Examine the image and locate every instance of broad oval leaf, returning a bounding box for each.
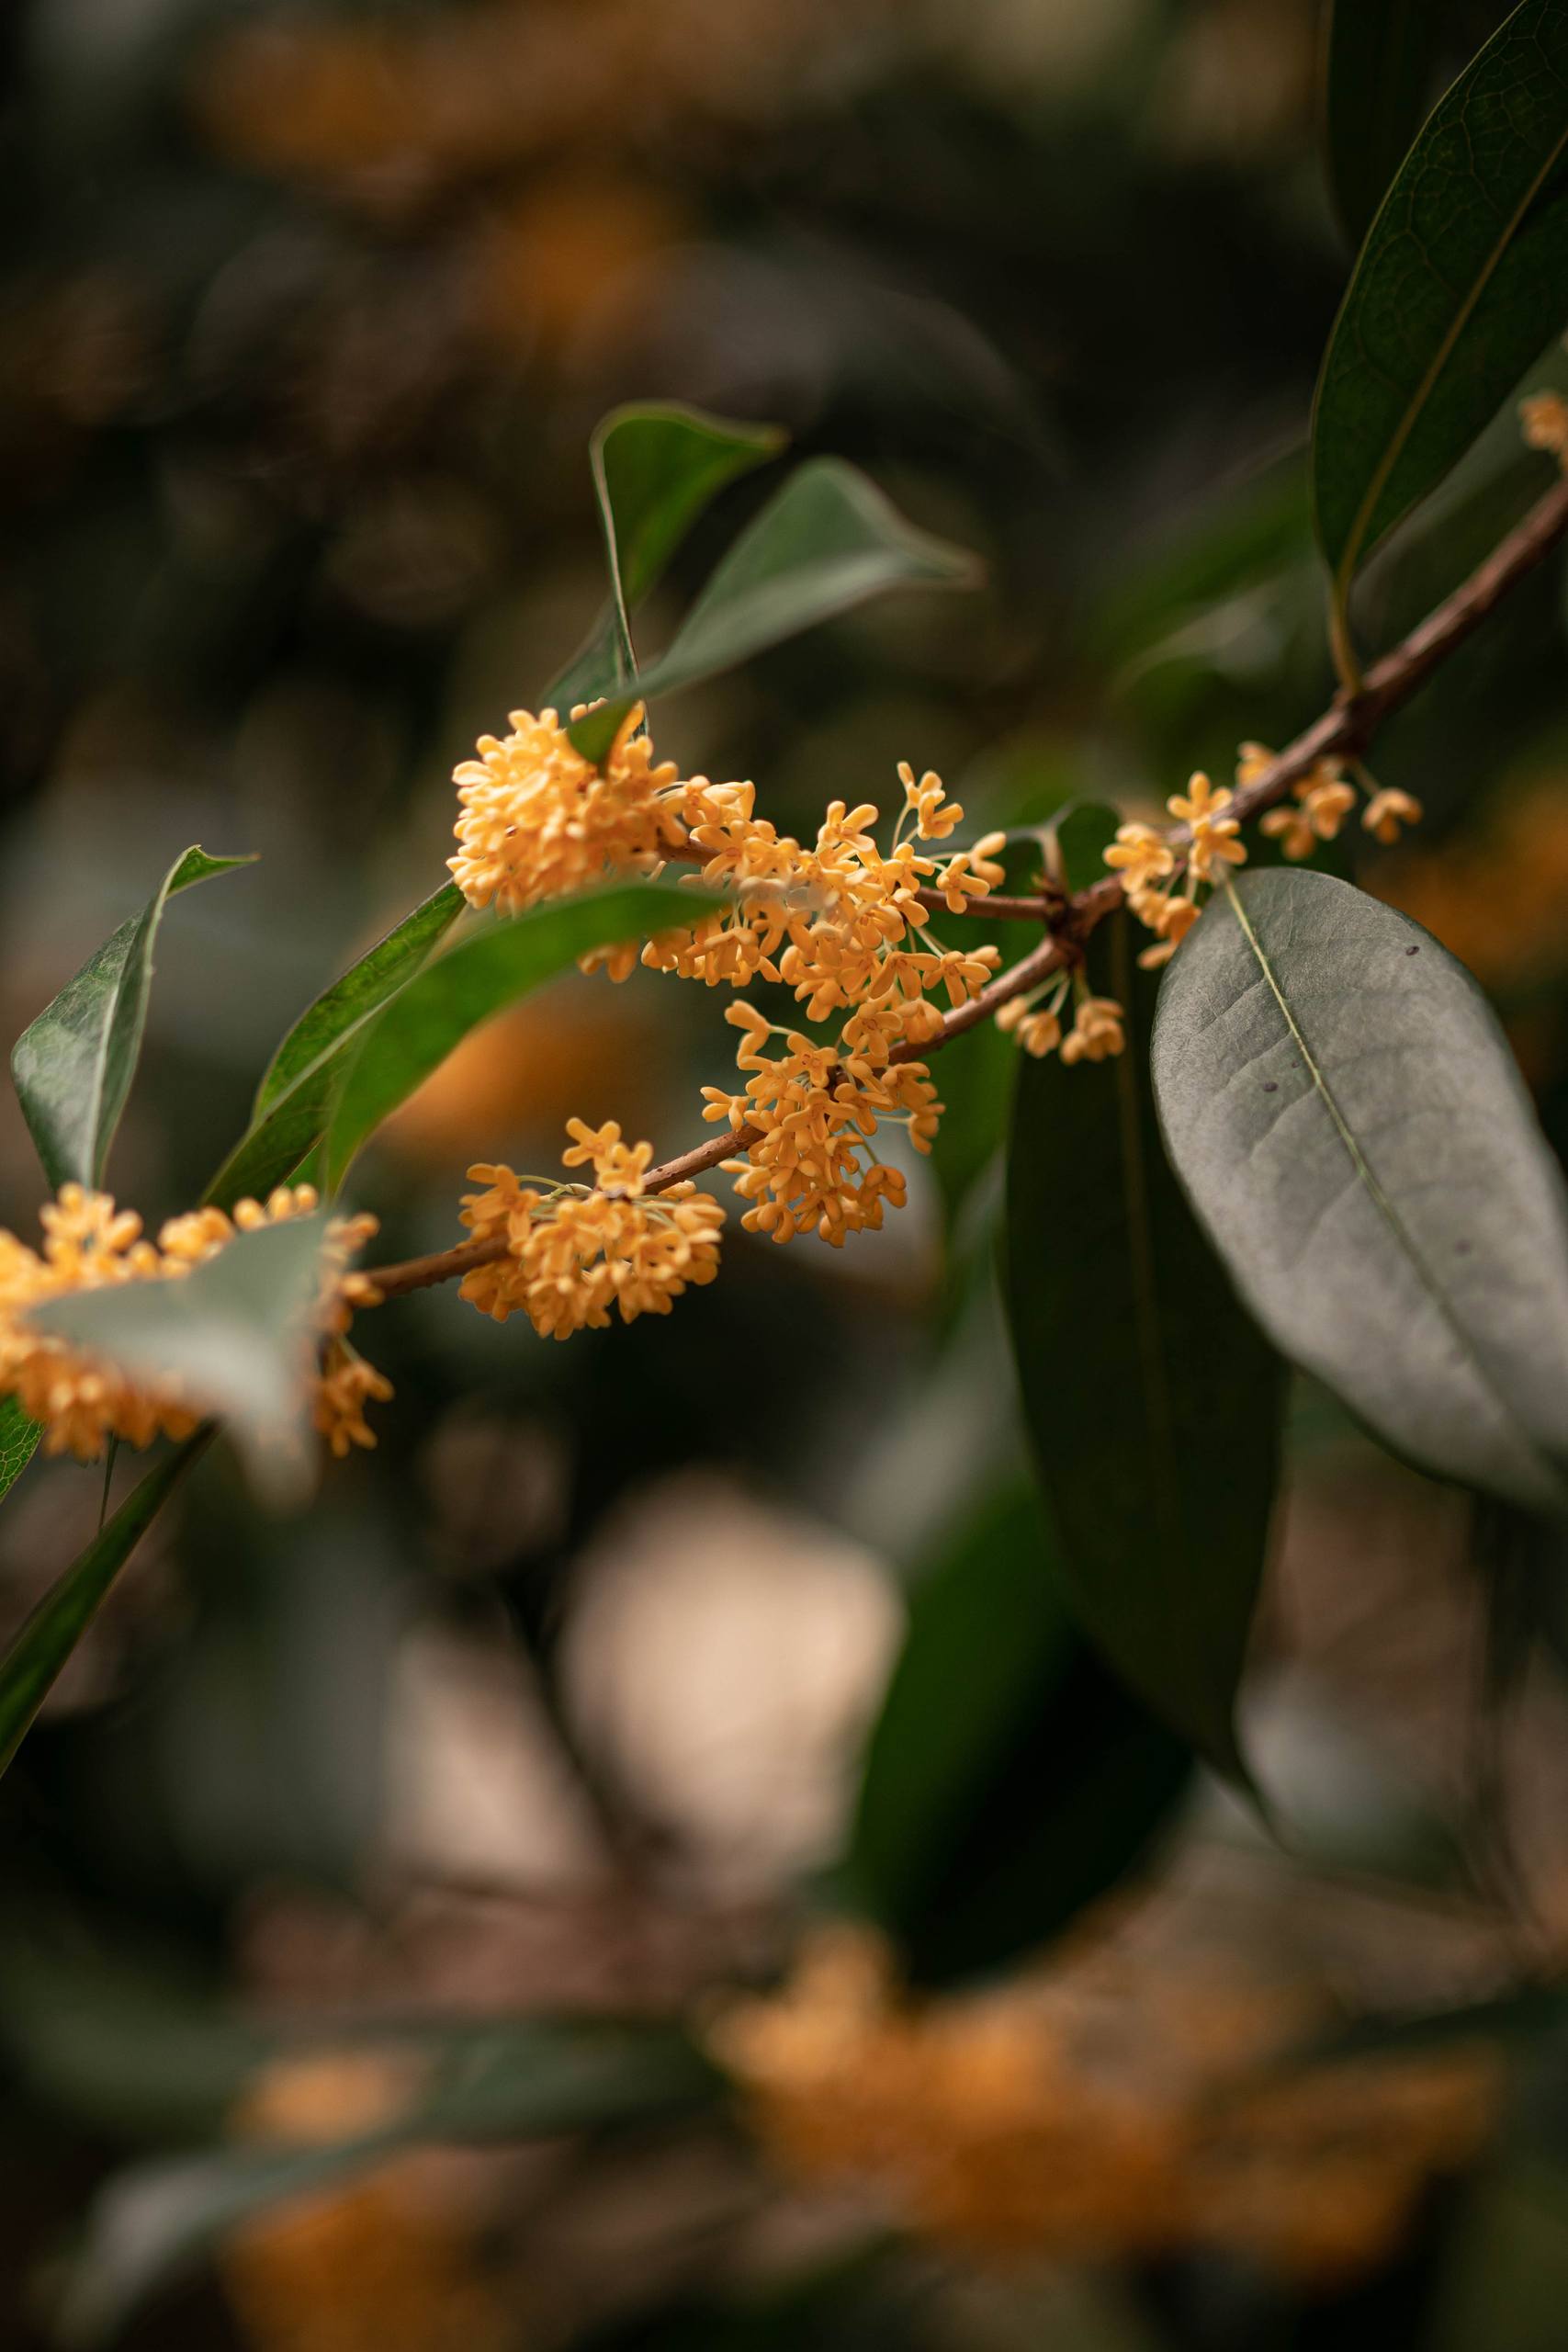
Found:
[1004,906,1284,1779]
[849,1487,1190,1987]
[205,881,464,1210]
[0,1396,39,1512]
[0,1430,212,1780]
[1313,0,1568,608]
[26,1216,333,1500]
[1152,869,1568,1515]
[547,402,785,711]
[322,878,715,1190]
[568,460,981,763]
[12,846,253,1193]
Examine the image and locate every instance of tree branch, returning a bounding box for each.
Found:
[361,471,1568,1304]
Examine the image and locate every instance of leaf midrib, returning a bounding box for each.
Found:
[1225,881,1560,1497]
[1333,60,1568,590]
[82,914,144,1188]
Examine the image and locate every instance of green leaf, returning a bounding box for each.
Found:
[1151,869,1568,1516]
[1004,903,1284,1778]
[323,878,715,1190]
[1313,0,1568,618]
[547,402,785,710]
[849,1487,1190,1987]
[59,2019,716,2346]
[0,1396,40,1510]
[12,847,253,1193]
[25,1217,332,1499]
[0,1430,212,1780]
[567,460,981,763]
[205,881,464,1210]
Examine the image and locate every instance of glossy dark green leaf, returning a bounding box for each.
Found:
[1005,907,1283,1778]
[1313,0,1568,614]
[849,1487,1191,1986]
[0,1430,212,1779]
[27,1218,331,1498]
[205,881,464,1210]
[567,460,981,763]
[323,879,713,1189]
[59,2018,716,2345]
[1152,869,1568,1515]
[12,846,253,1193]
[0,1396,40,1510]
[547,402,785,710]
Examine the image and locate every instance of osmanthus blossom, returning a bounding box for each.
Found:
[0,1182,388,1463]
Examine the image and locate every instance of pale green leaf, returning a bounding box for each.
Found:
[206,882,464,1210]
[323,879,714,1191]
[12,847,253,1192]
[1152,869,1568,1515]
[0,1430,212,1780]
[567,460,980,763]
[0,1396,40,1510]
[547,401,784,709]
[26,1218,332,1499]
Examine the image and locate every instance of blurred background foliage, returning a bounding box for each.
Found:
[5,0,1568,2346]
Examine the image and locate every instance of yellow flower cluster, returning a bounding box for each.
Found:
[448,717,1021,1280]
[682,769,1009,1241]
[1107,747,1423,969]
[1520,389,1568,465]
[457,1119,724,1338]
[449,704,690,916]
[702,1003,931,1246]
[1103,768,1246,974]
[711,1928,1498,2286]
[639,768,1005,1007]
[994,983,1127,1064]
[1248,743,1357,862]
[0,1183,389,1464]
[1242,744,1422,861]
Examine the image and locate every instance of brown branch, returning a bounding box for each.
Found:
[362,471,1568,1305]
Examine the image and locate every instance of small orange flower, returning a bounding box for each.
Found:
[1168,772,1247,884]
[1361,786,1424,846]
[1520,390,1568,461]
[1061,994,1125,1067]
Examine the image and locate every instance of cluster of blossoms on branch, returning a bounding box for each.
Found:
[0,1183,387,1464]
[0,686,1441,1455]
[457,1118,725,1340]
[442,692,1438,1329]
[1095,752,1421,977]
[448,706,1028,1272]
[0,390,1549,1464]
